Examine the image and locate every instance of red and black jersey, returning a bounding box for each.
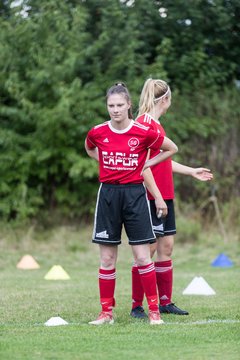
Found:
[136,113,174,200]
[86,120,164,184]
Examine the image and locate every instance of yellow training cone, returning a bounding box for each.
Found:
[17,254,40,270]
[44,265,70,280]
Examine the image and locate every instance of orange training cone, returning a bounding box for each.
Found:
[17,254,40,270]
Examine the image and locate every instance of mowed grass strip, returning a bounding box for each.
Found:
[0,224,239,360]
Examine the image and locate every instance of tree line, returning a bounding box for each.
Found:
[0,0,239,221]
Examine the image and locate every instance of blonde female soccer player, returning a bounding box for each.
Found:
[130,78,213,319]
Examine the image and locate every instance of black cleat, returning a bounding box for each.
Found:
[159,303,189,315]
[130,306,148,319]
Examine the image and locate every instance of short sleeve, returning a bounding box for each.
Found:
[146,128,164,151]
[85,128,97,149]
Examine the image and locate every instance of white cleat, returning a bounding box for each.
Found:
[149,311,165,325]
[89,312,114,325]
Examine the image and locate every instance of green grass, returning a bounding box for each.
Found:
[0,223,239,360]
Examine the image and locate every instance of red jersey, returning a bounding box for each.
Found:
[86,120,164,184]
[136,113,174,200]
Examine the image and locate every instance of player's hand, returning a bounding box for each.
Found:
[155,197,168,218]
[191,168,213,181]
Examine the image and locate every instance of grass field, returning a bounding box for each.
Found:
[0,223,239,360]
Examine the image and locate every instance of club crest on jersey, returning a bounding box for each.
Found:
[128,137,139,151]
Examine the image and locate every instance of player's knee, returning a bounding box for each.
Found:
[135,255,151,267]
[157,243,173,257]
[100,254,116,269]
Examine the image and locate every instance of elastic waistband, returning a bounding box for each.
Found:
[102,182,143,188]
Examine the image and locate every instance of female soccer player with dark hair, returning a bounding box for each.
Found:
[85,82,178,325]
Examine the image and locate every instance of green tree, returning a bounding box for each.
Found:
[0,0,98,219]
[0,0,239,221]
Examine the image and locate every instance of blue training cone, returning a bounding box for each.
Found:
[211,253,233,267]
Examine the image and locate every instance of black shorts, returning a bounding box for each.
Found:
[92,183,155,246]
[149,199,176,237]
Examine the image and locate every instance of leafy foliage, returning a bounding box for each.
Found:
[0,0,239,220]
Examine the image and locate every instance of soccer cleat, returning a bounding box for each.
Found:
[149,310,164,325]
[89,311,114,325]
[130,306,148,319]
[159,303,189,315]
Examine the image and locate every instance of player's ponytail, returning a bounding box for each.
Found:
[138,79,170,116]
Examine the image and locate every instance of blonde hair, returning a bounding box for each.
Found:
[138,78,170,116]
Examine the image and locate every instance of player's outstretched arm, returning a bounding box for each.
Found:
[172,161,213,181]
[190,168,213,181]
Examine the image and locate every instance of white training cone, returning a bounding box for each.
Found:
[182,276,216,295]
[44,265,70,280]
[17,254,40,270]
[44,316,68,326]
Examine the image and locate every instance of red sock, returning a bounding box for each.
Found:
[138,262,158,312]
[155,260,173,306]
[99,268,116,312]
[131,263,144,309]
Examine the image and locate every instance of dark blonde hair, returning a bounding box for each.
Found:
[106,82,133,119]
[138,78,170,116]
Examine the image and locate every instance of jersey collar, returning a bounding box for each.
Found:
[108,119,134,134]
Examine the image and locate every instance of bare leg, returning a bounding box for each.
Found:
[131,244,151,266]
[156,235,174,261]
[99,244,118,269]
